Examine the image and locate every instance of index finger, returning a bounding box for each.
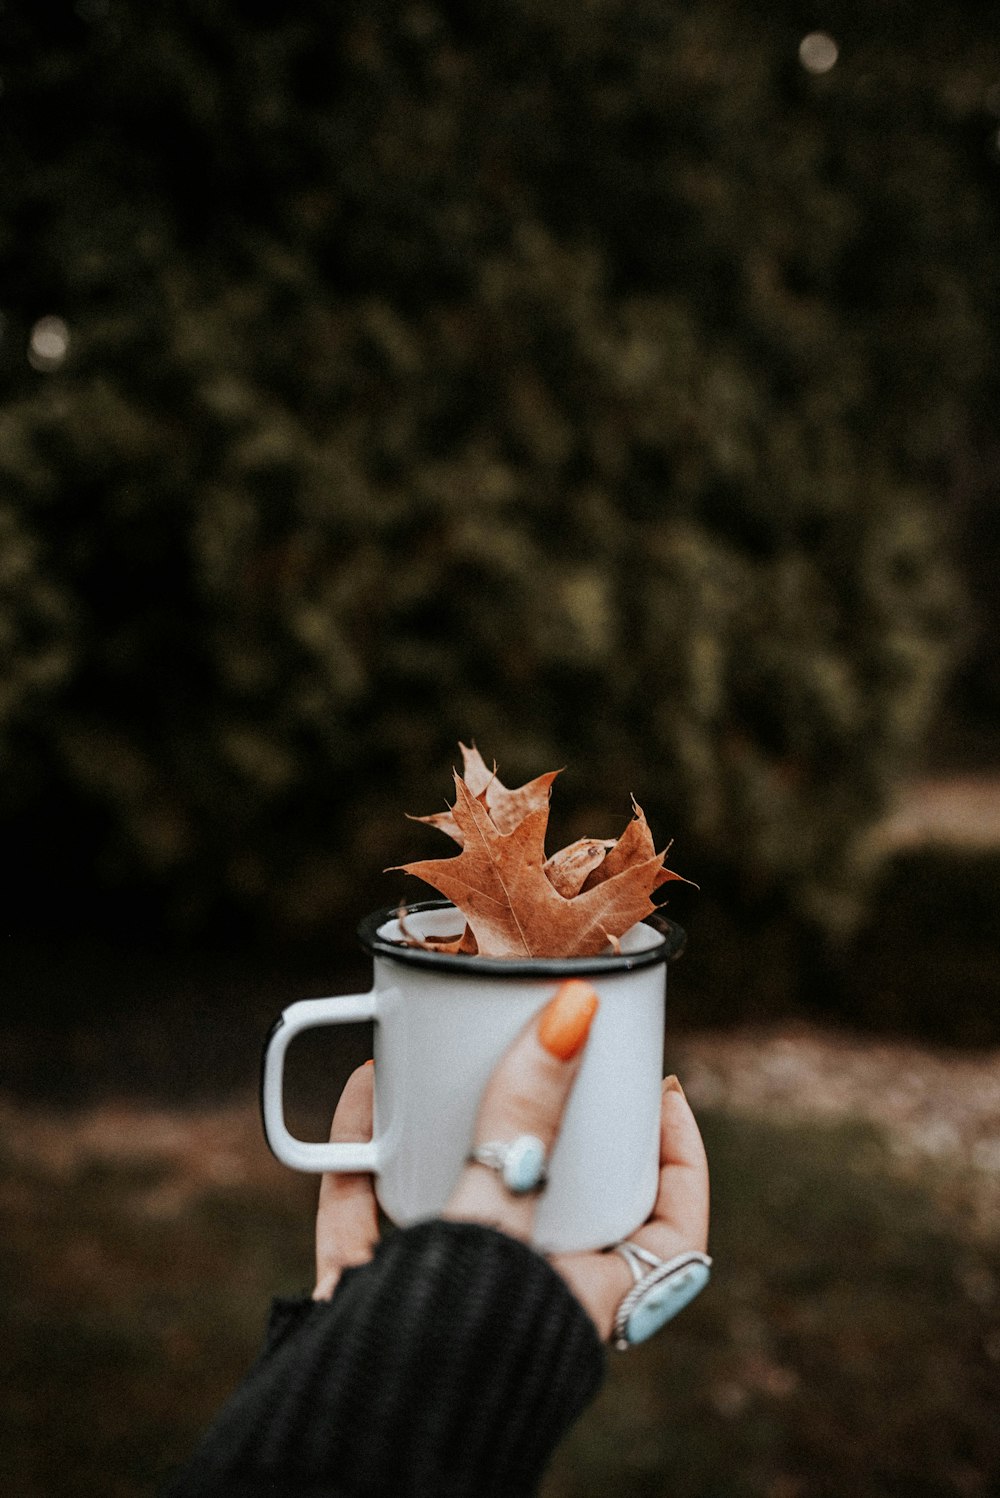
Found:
[443,979,599,1243]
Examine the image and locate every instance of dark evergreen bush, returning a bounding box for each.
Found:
[1,0,996,943]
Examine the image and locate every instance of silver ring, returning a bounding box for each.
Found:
[611,1241,712,1351]
[468,1134,548,1195]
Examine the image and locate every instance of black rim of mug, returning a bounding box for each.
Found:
[357,900,687,978]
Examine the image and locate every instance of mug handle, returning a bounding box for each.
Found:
[260,992,382,1172]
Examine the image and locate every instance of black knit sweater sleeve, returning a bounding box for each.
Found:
[162,1219,605,1498]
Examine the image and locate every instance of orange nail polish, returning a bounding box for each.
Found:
[538,980,599,1060]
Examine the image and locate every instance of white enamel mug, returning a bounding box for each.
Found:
[261,901,686,1254]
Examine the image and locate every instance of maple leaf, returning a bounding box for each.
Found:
[392,772,673,958]
[409,742,558,843]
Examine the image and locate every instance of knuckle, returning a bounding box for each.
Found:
[491,1061,568,1146]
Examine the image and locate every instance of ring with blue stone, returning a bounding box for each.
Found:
[469,1134,549,1195]
[611,1242,712,1351]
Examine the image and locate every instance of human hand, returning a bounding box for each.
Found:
[312,981,710,1345]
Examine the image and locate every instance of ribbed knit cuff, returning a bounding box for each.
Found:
[164,1219,605,1498]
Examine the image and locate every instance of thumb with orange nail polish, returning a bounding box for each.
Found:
[537,979,599,1060]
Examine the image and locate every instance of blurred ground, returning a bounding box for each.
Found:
[679,1029,1000,1242]
[3,1032,998,1498]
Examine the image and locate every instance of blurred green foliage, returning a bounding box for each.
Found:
[1,0,996,946]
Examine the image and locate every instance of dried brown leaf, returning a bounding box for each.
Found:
[409,742,559,844]
[583,799,691,894]
[393,775,669,957]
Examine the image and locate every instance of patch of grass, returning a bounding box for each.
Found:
[0,1152,316,1497]
[3,1111,998,1497]
[543,1113,1000,1498]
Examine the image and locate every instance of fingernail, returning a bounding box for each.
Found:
[663,1073,684,1096]
[538,980,599,1060]
[364,1058,374,1067]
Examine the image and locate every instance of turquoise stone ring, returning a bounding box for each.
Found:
[611,1243,712,1351]
[469,1134,549,1194]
